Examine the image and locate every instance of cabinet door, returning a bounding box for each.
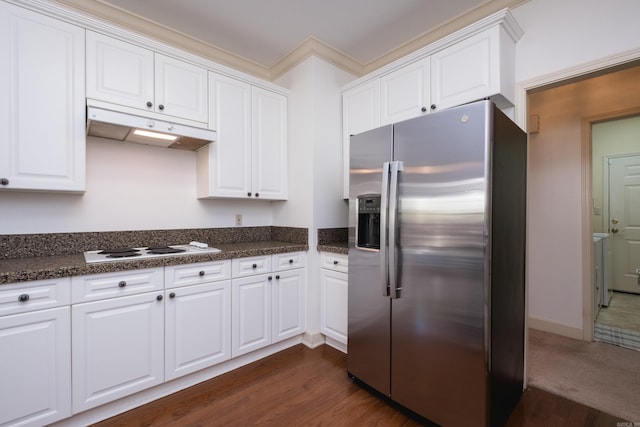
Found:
[342,80,380,198]
[0,307,71,427]
[320,269,348,345]
[251,87,288,200]
[381,57,431,125]
[72,292,164,412]
[272,269,305,343]
[86,31,154,112]
[430,26,504,111]
[155,53,208,123]
[165,281,231,380]
[232,274,271,357]
[0,3,85,192]
[198,73,252,198]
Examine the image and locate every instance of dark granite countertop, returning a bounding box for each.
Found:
[317,242,348,255]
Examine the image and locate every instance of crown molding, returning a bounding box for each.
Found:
[47,0,527,82]
[269,36,362,80]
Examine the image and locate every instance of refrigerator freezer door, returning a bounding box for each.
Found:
[348,125,393,396]
[391,101,491,426]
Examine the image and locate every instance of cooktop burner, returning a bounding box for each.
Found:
[84,242,220,264]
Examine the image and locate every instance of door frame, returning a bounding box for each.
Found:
[514,47,640,341]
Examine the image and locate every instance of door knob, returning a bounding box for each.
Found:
[611,228,619,234]
[612,218,619,224]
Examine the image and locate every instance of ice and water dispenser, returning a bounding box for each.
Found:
[356,195,381,250]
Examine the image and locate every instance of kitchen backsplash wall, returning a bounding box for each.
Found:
[0,226,307,259]
[0,137,275,234]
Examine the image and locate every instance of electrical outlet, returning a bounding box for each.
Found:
[235,214,242,226]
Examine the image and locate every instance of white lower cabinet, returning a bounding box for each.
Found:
[71,291,165,413]
[232,253,305,357]
[164,260,232,381]
[320,252,348,350]
[0,278,71,427]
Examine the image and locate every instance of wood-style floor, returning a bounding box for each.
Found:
[92,344,623,427]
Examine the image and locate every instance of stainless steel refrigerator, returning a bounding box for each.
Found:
[347,100,526,427]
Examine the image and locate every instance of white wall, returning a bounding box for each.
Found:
[0,136,273,234]
[512,0,640,83]
[512,0,640,337]
[274,56,354,338]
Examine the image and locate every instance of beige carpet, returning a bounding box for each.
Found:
[527,328,640,422]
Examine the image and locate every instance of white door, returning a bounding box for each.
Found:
[155,53,208,123]
[0,307,71,427]
[86,31,154,111]
[165,281,231,380]
[380,57,431,125]
[72,292,164,412]
[231,274,271,357]
[320,269,348,344]
[272,269,305,343]
[251,86,288,200]
[609,154,640,294]
[0,3,85,192]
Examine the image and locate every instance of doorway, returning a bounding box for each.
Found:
[525,62,640,347]
[592,117,640,350]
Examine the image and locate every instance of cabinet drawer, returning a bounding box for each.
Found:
[232,255,272,278]
[165,260,231,288]
[71,268,164,303]
[320,252,348,273]
[272,252,305,271]
[0,278,71,316]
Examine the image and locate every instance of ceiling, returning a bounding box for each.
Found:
[61,0,526,79]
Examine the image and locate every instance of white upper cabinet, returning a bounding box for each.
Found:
[430,25,516,111]
[0,2,85,192]
[86,31,208,124]
[380,57,431,125]
[198,73,287,200]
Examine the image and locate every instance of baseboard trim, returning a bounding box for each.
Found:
[324,336,347,354]
[528,316,584,340]
[302,331,325,349]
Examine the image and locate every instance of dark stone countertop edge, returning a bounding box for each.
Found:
[0,241,309,285]
[317,243,348,255]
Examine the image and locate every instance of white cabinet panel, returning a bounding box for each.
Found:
[320,269,348,346]
[0,3,85,192]
[86,31,208,124]
[430,26,515,111]
[72,292,164,413]
[381,57,431,125]
[319,252,348,274]
[231,274,271,357]
[165,260,231,288]
[199,74,287,200]
[232,255,272,278]
[272,269,305,343]
[71,268,164,303]
[165,280,231,380]
[0,277,70,317]
[0,307,71,427]
[86,30,154,111]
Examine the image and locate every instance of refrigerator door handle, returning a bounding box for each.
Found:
[380,161,390,296]
[389,160,403,299]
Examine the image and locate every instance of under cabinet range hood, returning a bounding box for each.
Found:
[86,106,216,151]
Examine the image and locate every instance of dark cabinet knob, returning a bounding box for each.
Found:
[255,193,259,197]
[247,192,252,197]
[156,295,163,301]
[333,260,338,265]
[430,104,436,110]
[158,104,164,110]
[289,259,293,264]
[0,178,8,186]
[146,101,152,108]
[252,263,257,269]
[421,106,427,112]
[275,275,280,280]
[169,292,176,298]
[268,276,272,281]
[199,271,205,276]
[118,281,127,288]
[18,294,30,303]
